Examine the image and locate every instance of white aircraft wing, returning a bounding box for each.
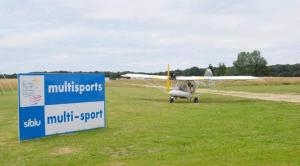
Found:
[122,73,257,81]
[176,76,257,81]
[122,73,167,80]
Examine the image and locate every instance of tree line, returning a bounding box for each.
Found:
[152,50,300,77]
[1,50,300,79]
[162,63,300,77]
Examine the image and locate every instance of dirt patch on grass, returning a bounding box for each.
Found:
[51,147,78,155]
[216,77,300,87]
[199,89,300,104]
[126,82,300,103]
[103,147,130,158]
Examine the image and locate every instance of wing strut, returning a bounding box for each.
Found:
[142,79,168,94]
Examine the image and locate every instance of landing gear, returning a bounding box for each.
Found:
[193,97,199,103]
[169,96,199,103]
[169,97,175,103]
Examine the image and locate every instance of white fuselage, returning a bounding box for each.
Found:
[168,80,197,99]
[169,89,192,98]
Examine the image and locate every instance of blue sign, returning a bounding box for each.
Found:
[18,73,105,141]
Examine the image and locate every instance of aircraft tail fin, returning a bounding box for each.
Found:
[166,64,172,91]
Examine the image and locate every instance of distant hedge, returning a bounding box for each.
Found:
[1,63,299,79]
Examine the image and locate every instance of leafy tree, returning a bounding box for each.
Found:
[217,63,226,76]
[233,50,268,76]
[268,63,300,76]
[183,66,201,76]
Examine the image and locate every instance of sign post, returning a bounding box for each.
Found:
[18,73,105,141]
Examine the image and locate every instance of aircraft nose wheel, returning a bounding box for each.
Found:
[169,97,175,103]
[193,97,199,103]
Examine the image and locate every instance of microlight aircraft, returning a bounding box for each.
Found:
[122,65,257,103]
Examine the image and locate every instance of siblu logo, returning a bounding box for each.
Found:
[24,118,41,128]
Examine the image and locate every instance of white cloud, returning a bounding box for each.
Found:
[0,27,84,47]
[0,0,299,73]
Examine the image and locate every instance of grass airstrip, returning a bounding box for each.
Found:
[218,84,300,94]
[0,79,299,165]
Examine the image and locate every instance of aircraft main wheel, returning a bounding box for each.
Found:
[169,97,175,103]
[193,97,199,103]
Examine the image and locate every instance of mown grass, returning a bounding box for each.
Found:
[216,77,300,87]
[210,77,300,94]
[0,81,299,165]
[217,84,300,94]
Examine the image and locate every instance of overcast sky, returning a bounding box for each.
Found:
[0,0,299,73]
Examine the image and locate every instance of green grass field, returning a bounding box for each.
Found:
[0,81,299,165]
[217,84,300,94]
